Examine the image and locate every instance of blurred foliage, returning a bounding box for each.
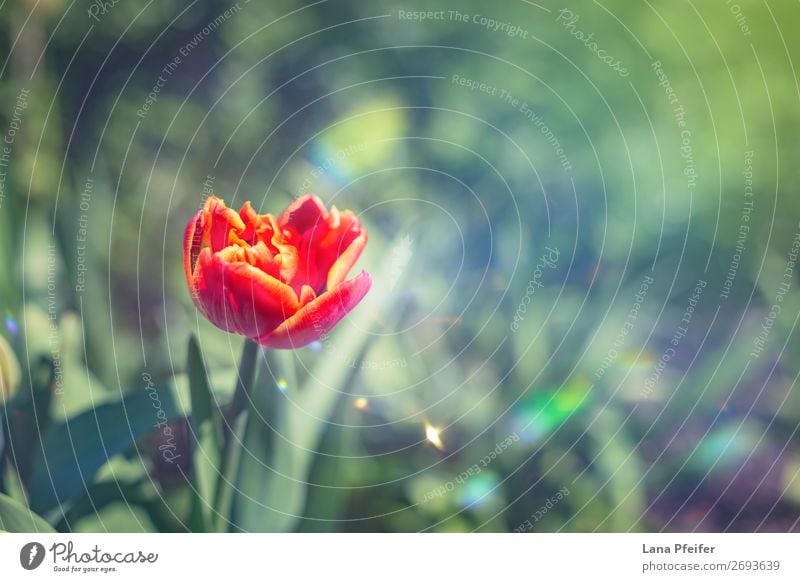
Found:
[1,0,799,532]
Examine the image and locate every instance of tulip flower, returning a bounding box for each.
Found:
[184,195,371,348]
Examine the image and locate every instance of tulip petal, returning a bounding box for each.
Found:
[281,198,367,294]
[194,250,300,340]
[280,195,328,291]
[299,284,317,307]
[265,213,299,284]
[278,194,328,233]
[204,196,245,252]
[183,210,203,292]
[218,242,281,281]
[238,201,266,244]
[257,270,372,349]
[326,230,368,290]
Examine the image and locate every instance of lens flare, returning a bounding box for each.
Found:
[425,423,445,451]
[4,313,18,336]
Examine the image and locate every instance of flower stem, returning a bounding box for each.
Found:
[213,339,259,530]
[228,339,260,431]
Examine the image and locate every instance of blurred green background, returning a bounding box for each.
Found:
[1,0,800,532]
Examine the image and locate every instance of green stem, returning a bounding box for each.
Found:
[227,339,260,434]
[213,339,259,530]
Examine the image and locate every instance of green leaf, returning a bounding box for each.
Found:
[71,502,156,533]
[1,455,29,507]
[28,386,181,514]
[585,406,646,532]
[188,336,217,429]
[53,479,146,531]
[212,410,248,532]
[3,352,56,483]
[0,492,54,532]
[186,335,223,532]
[299,399,358,532]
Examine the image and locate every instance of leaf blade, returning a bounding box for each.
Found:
[0,492,54,533]
[187,335,223,531]
[28,386,181,514]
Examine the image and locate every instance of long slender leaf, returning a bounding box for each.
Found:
[4,355,56,484]
[54,479,146,532]
[28,387,181,513]
[0,492,54,532]
[186,335,223,532]
[213,410,248,532]
[586,407,646,531]
[299,398,358,532]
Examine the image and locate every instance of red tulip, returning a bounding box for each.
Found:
[183,195,371,348]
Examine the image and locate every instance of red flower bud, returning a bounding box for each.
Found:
[183,195,371,348]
